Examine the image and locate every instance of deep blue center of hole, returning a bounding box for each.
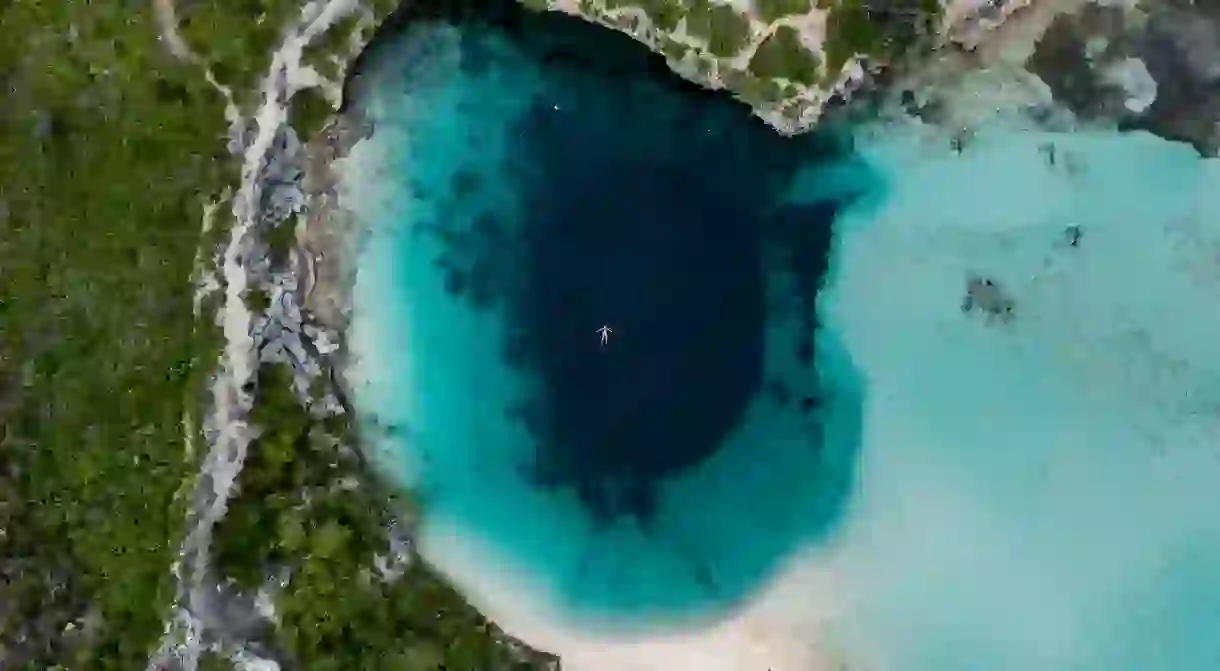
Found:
[344,0,869,621]
[521,156,768,518]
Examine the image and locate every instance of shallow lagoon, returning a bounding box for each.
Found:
[341,1,1220,668]
[813,123,1220,671]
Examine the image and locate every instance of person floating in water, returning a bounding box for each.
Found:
[596,324,612,346]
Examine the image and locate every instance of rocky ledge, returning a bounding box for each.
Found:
[1028,0,1220,157]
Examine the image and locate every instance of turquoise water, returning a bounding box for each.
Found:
[340,0,1220,666]
[342,0,872,628]
[816,123,1220,670]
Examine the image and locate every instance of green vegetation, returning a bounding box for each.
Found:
[821,0,942,76]
[822,0,883,73]
[265,207,301,267]
[684,0,753,58]
[753,0,812,24]
[723,70,784,104]
[638,0,689,32]
[212,364,552,669]
[303,11,363,66]
[659,36,692,61]
[749,24,821,86]
[245,288,274,313]
[0,0,231,666]
[178,0,305,106]
[520,0,552,12]
[199,650,239,671]
[301,48,345,92]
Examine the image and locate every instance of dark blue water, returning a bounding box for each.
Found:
[343,0,875,629]
[509,60,850,523]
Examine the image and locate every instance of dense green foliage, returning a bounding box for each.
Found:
[178,0,306,106]
[722,70,784,104]
[214,364,551,669]
[753,0,811,24]
[199,650,240,671]
[821,0,942,75]
[0,1,231,666]
[639,0,689,33]
[822,0,884,72]
[749,24,821,85]
[684,0,753,58]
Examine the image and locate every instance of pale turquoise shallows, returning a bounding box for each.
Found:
[812,120,1220,670]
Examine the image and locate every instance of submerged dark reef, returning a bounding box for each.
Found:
[342,0,877,624]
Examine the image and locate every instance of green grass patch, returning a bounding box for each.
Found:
[749,24,820,86]
[684,0,752,58]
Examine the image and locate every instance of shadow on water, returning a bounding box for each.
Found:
[343,0,875,628]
